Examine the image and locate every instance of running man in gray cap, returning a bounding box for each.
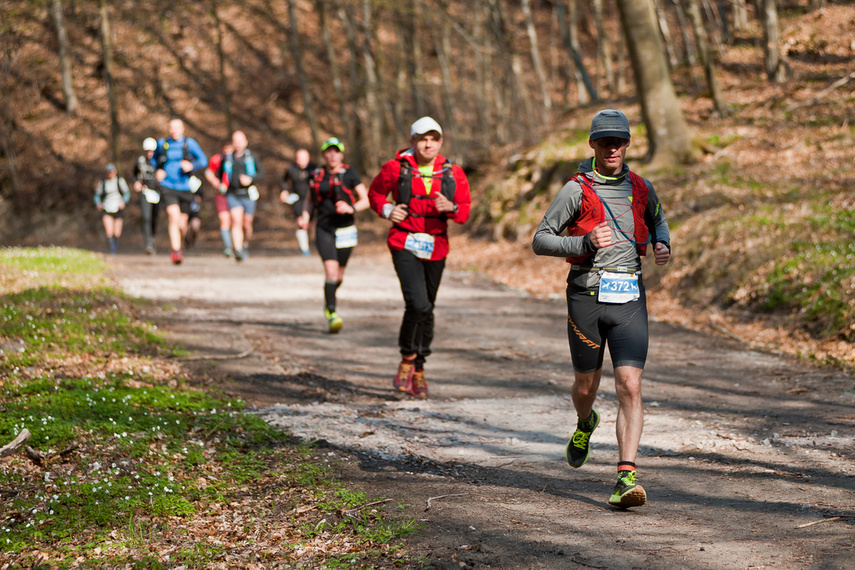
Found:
[532,109,672,508]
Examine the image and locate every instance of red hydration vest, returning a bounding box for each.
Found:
[565,171,650,265]
[310,164,356,206]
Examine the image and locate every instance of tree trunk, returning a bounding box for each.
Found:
[732,0,748,31]
[51,0,78,114]
[99,0,119,166]
[592,0,615,95]
[652,0,678,69]
[429,3,457,136]
[210,0,232,134]
[472,1,491,145]
[687,0,730,116]
[615,18,628,97]
[557,0,597,105]
[671,0,696,67]
[408,0,426,118]
[762,0,787,83]
[285,0,320,148]
[717,0,731,42]
[359,0,384,168]
[616,0,699,165]
[0,36,21,198]
[317,0,351,147]
[701,0,723,54]
[489,0,533,139]
[486,0,514,140]
[521,0,551,120]
[337,3,367,171]
[392,8,408,134]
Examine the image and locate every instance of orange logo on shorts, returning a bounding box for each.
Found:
[568,315,600,349]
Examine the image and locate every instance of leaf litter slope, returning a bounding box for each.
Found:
[114,247,855,569]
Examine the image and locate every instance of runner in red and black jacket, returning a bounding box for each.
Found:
[368,116,471,399]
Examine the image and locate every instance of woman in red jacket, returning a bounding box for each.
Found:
[368,117,471,398]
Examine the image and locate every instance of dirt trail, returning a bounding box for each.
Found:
[113,245,855,569]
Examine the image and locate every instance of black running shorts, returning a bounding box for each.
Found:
[159,187,197,215]
[565,286,649,373]
[101,209,124,219]
[316,225,354,265]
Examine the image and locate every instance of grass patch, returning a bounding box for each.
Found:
[0,248,419,568]
[714,200,855,341]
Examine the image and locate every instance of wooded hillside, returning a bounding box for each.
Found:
[2,0,820,214]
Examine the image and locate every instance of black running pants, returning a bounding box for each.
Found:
[391,248,445,368]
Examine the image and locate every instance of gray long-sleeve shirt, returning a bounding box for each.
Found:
[532,158,670,290]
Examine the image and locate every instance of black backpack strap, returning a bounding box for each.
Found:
[397,159,414,205]
[439,160,455,202]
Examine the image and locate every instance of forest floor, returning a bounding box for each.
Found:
[109,229,855,569]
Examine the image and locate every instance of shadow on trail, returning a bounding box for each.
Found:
[338,436,855,524]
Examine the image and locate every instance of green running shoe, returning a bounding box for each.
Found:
[565,409,600,468]
[608,470,647,508]
[328,311,343,334]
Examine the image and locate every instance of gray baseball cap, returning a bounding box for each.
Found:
[589,109,631,141]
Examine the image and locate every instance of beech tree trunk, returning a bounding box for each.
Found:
[285,0,320,148]
[211,0,232,134]
[762,0,787,83]
[521,0,551,119]
[652,0,678,69]
[359,0,383,167]
[557,0,597,105]
[489,0,533,139]
[592,0,615,95]
[672,0,697,67]
[51,0,78,114]
[687,0,731,116]
[337,3,367,171]
[317,0,351,147]
[410,0,426,118]
[471,2,491,145]
[0,36,21,197]
[732,0,748,30]
[99,0,119,166]
[616,0,699,165]
[429,3,457,136]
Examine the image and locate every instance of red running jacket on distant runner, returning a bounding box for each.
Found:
[369,149,471,261]
[564,170,650,265]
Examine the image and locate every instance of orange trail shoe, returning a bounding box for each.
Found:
[171,250,183,265]
[393,360,415,392]
[408,369,428,399]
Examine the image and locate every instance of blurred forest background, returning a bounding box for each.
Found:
[0,0,853,363]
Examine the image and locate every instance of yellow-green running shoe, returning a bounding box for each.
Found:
[608,470,647,508]
[565,409,600,468]
[327,311,343,334]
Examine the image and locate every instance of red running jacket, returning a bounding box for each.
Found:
[369,149,471,261]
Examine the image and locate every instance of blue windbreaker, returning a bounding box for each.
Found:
[154,136,208,192]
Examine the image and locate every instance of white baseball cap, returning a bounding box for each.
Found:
[410,116,443,138]
[142,137,157,151]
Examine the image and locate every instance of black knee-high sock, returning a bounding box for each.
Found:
[324,280,338,312]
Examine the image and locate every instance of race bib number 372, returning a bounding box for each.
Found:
[597,271,640,304]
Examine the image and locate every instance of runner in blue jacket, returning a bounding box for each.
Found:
[154,118,207,265]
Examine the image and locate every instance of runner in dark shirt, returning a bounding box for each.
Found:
[298,138,369,333]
